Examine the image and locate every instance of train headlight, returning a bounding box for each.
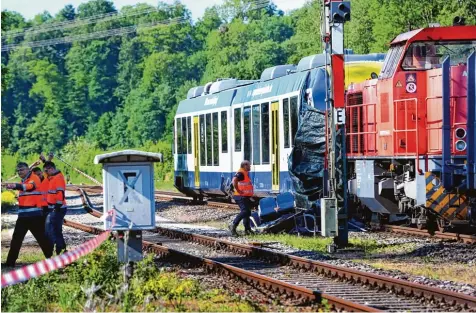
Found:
[455,127,466,139]
[455,140,467,151]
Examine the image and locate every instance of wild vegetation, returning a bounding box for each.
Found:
[2,0,475,184]
[0,241,262,312]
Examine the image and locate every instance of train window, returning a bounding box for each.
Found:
[283,98,290,148]
[261,103,270,164]
[380,44,404,79]
[200,115,205,166]
[177,118,182,154]
[187,116,191,154]
[234,108,241,152]
[174,119,177,154]
[213,112,219,166]
[243,106,251,162]
[221,111,228,153]
[290,96,298,146]
[181,117,187,154]
[252,104,261,165]
[206,113,212,166]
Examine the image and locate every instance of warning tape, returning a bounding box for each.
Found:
[1,210,115,288]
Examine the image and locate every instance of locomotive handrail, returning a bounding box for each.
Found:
[393,98,422,173]
[346,102,377,156]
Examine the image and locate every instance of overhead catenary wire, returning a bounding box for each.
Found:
[1,18,185,52]
[1,0,271,52]
[3,7,162,38]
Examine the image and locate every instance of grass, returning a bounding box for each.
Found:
[156,180,177,192]
[1,247,45,267]
[247,233,379,254]
[0,240,264,312]
[357,259,476,285]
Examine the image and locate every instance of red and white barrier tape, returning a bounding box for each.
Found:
[1,210,115,288]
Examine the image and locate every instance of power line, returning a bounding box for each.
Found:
[1,0,271,52]
[4,7,162,39]
[1,18,186,52]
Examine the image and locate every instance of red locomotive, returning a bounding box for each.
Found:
[345,24,476,232]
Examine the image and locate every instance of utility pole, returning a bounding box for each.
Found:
[322,0,350,248]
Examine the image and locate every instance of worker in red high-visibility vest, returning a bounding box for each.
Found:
[229,160,254,236]
[43,161,68,255]
[3,162,53,267]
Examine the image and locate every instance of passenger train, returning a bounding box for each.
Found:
[173,52,385,203]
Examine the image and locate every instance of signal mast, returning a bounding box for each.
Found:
[321,0,350,248]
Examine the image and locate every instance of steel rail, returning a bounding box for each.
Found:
[153,226,476,310]
[64,219,377,312]
[72,190,476,310]
[380,225,476,244]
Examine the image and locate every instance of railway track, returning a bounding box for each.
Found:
[64,216,476,312]
[379,225,476,245]
[71,186,476,244]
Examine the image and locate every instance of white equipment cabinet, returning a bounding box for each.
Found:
[94,150,163,263]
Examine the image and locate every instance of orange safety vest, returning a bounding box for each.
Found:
[46,170,67,210]
[233,168,254,197]
[14,171,43,217]
[37,177,49,207]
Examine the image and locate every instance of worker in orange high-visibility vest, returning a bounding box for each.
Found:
[32,167,49,212]
[3,162,53,267]
[43,161,68,255]
[229,160,254,236]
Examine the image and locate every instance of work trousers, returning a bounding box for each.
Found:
[6,216,53,266]
[232,196,252,231]
[45,209,67,255]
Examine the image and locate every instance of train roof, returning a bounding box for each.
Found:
[390,25,476,45]
[175,68,324,115]
[175,53,387,116]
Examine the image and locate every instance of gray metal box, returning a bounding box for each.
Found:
[320,198,338,237]
[94,150,163,231]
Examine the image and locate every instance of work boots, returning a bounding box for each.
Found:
[228,224,238,236]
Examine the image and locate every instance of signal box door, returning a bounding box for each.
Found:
[193,116,200,187]
[271,101,280,191]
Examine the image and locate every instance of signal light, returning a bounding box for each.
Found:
[455,127,466,139]
[330,1,351,23]
[455,140,467,152]
[453,16,466,26]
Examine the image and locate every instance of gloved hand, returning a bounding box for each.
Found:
[54,203,63,212]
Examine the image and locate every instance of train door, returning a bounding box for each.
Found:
[193,116,200,187]
[271,101,280,191]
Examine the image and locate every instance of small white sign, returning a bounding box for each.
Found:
[334,108,345,125]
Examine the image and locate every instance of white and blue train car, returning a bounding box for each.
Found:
[174,53,386,201]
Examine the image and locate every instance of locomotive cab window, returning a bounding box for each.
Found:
[283,98,290,148]
[379,44,404,79]
[402,40,476,70]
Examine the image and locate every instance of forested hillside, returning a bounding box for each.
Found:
[1,0,475,183]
